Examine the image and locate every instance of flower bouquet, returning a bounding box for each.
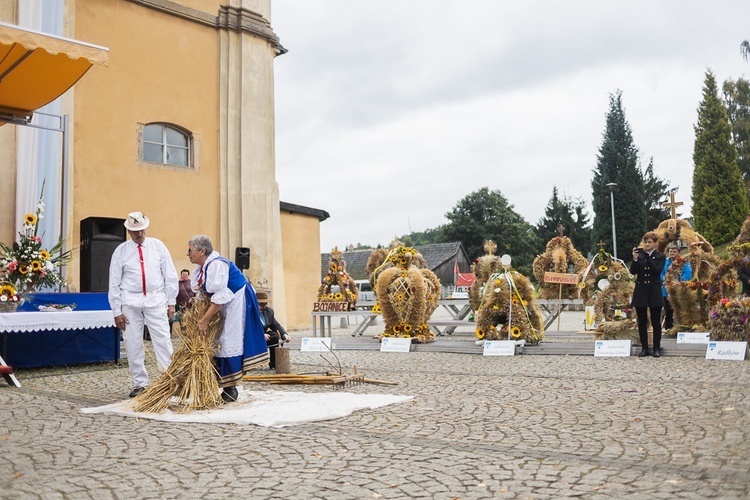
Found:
[0,182,72,293]
[0,283,21,312]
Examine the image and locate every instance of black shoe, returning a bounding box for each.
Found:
[638,349,650,357]
[653,349,661,358]
[221,386,238,403]
[129,387,145,398]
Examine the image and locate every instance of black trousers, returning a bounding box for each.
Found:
[636,306,662,350]
[266,331,281,368]
[663,297,674,330]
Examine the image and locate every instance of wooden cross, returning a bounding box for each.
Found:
[484,240,497,255]
[597,240,606,250]
[556,224,566,237]
[662,192,684,220]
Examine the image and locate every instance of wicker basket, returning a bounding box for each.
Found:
[0,301,19,313]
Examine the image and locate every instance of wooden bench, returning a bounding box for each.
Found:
[427,320,475,336]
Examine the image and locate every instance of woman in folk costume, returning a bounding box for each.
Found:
[187,234,269,402]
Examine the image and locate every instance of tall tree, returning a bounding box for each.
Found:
[440,187,539,276]
[722,77,750,199]
[535,186,591,255]
[692,70,749,244]
[642,157,673,229]
[591,91,647,258]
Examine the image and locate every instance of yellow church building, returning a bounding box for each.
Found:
[0,0,325,329]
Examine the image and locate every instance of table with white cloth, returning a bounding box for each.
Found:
[0,293,119,368]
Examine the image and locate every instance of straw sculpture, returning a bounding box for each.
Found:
[317,247,357,309]
[532,235,587,299]
[474,272,544,344]
[654,218,713,254]
[130,297,224,413]
[374,245,440,343]
[708,297,750,342]
[468,240,504,313]
[581,249,634,322]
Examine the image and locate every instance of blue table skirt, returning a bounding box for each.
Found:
[3,292,119,368]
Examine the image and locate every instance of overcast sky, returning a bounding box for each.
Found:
[271,1,750,254]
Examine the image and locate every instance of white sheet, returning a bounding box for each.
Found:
[80,388,413,428]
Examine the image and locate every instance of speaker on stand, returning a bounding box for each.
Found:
[80,217,126,292]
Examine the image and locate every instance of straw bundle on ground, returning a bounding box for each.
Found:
[130,298,224,413]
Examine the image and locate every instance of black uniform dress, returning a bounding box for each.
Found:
[629,249,666,355]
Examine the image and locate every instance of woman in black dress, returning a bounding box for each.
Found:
[630,231,666,357]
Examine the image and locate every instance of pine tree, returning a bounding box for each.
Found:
[722,77,750,199]
[591,91,647,258]
[692,71,749,244]
[535,186,591,255]
[642,157,673,229]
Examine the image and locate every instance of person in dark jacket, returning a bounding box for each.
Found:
[630,232,667,357]
[256,291,290,370]
[737,259,750,296]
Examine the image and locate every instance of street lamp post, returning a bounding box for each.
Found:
[606,183,617,259]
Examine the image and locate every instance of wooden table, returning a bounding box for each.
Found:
[311,311,378,337]
[535,299,584,330]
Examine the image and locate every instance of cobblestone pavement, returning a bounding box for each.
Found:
[1,319,749,499]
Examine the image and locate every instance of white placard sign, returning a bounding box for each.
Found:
[300,337,333,352]
[380,337,412,352]
[676,332,711,344]
[483,340,517,356]
[705,341,747,361]
[594,339,631,357]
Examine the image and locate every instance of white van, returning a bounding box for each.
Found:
[355,280,376,302]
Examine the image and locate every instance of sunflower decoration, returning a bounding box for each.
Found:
[531,234,587,300]
[580,248,634,321]
[474,265,544,345]
[0,181,73,293]
[316,247,358,310]
[375,244,441,344]
[468,240,504,313]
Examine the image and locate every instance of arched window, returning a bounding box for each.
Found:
[142,123,191,167]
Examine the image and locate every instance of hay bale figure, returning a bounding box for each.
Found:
[375,245,440,343]
[317,247,358,310]
[654,218,713,254]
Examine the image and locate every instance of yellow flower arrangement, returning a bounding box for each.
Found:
[475,327,485,339]
[510,326,521,338]
[0,182,72,292]
[372,303,382,313]
[329,262,338,272]
[396,293,405,301]
[598,265,608,272]
[334,292,344,301]
[403,324,413,333]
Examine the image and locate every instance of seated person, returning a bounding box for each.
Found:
[256,291,290,369]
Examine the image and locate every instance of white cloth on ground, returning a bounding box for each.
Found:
[80,388,414,428]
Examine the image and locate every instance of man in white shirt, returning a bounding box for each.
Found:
[108,212,178,397]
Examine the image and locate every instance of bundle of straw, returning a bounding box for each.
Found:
[131,298,224,413]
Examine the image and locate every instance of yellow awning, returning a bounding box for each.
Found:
[0,21,108,123]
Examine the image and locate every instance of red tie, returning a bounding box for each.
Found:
[137,244,147,295]
[197,268,204,287]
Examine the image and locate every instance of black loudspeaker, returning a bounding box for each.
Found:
[80,217,126,292]
[235,247,250,270]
